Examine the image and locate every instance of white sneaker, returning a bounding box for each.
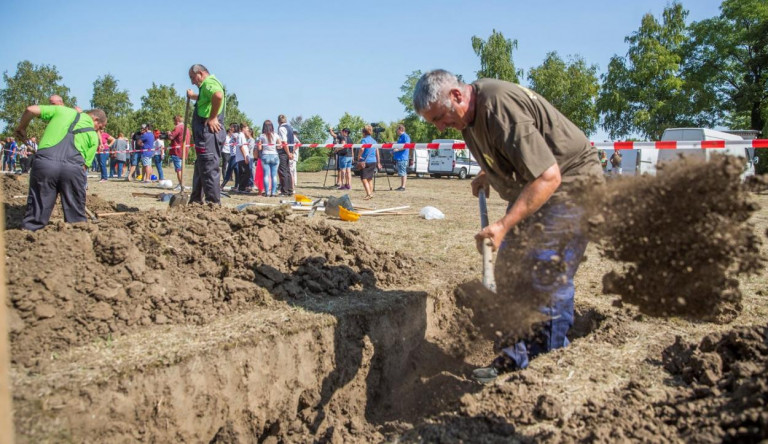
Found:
[173,184,182,191]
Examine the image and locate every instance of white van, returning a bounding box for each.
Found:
[428,139,481,179]
[636,128,756,179]
[406,146,430,176]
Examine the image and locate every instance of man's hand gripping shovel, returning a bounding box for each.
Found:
[457,185,544,341]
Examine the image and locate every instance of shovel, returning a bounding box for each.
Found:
[478,189,496,291]
[169,96,191,208]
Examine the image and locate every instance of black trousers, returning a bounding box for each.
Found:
[190,109,224,204]
[236,160,251,191]
[278,153,293,195]
[22,146,86,231]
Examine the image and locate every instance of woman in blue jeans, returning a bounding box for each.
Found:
[258,120,282,197]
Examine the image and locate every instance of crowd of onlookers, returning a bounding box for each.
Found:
[2,136,38,174]
[5,111,414,201]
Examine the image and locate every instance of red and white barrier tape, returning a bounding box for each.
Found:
[254,140,768,150]
[106,139,768,153]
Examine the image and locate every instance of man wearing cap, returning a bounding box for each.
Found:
[414,69,604,383]
[187,64,226,204]
[14,104,105,230]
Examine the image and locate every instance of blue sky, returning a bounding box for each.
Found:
[0,0,723,141]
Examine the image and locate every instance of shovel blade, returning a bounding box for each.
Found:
[169,193,188,207]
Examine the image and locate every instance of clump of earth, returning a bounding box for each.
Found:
[589,155,764,321]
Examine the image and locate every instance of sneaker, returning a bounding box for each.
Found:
[395,187,405,191]
[472,355,519,384]
[344,185,351,190]
[99,179,108,183]
[173,184,182,191]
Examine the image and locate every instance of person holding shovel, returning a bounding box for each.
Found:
[414,69,604,383]
[14,104,105,231]
[186,64,226,204]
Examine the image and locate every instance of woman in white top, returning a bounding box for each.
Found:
[226,123,248,192]
[259,120,282,197]
[239,125,256,193]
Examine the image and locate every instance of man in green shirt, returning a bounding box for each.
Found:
[186,63,225,204]
[414,69,603,383]
[14,105,106,231]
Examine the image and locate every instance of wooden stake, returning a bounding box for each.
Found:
[0,185,16,443]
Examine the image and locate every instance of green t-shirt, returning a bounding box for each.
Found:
[38,105,98,166]
[196,75,225,119]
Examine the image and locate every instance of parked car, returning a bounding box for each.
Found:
[428,139,481,179]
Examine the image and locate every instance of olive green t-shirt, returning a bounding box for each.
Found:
[196,75,226,119]
[462,79,603,202]
[38,105,98,167]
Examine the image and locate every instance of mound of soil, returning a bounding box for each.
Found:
[5,204,420,367]
[591,155,765,321]
[659,326,768,442]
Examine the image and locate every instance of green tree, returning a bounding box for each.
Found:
[527,52,600,136]
[90,74,134,136]
[224,92,253,129]
[133,83,185,133]
[597,3,716,140]
[686,0,768,133]
[471,29,521,82]
[291,114,328,160]
[0,60,76,138]
[335,113,368,142]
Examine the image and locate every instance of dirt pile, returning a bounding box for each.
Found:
[658,325,768,442]
[591,155,765,321]
[5,204,420,367]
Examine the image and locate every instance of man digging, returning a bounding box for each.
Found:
[414,69,604,383]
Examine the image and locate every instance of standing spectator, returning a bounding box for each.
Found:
[220,126,239,190]
[152,130,165,181]
[610,150,623,175]
[259,120,281,197]
[14,105,104,231]
[290,129,300,187]
[17,141,29,173]
[167,114,190,190]
[97,129,115,182]
[26,136,38,171]
[356,124,380,200]
[112,133,129,179]
[277,114,295,196]
[242,124,258,193]
[137,124,155,183]
[226,123,248,193]
[187,64,226,204]
[127,125,145,181]
[393,124,410,191]
[330,127,353,190]
[3,137,17,172]
[598,149,608,171]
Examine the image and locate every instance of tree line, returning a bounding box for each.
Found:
[1,0,765,155]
